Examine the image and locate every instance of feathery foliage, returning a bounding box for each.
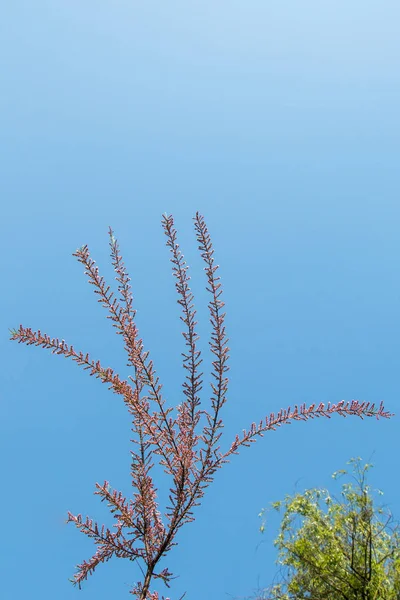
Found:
[10,214,392,599]
[256,458,400,599]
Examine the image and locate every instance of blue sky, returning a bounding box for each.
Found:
[2,1,400,598]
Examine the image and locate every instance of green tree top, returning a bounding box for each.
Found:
[258,458,400,600]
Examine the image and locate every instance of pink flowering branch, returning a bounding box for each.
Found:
[9,212,393,599]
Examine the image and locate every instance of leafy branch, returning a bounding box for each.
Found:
[10,213,392,599]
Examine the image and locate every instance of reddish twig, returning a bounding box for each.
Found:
[9,213,393,599]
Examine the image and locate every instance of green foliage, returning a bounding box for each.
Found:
[258,458,400,600]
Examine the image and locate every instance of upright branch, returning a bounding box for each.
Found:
[194,212,230,466]
[9,214,393,599]
[162,214,202,471]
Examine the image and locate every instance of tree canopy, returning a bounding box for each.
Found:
[257,458,400,600]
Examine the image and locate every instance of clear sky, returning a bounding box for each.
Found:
[2,1,400,598]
